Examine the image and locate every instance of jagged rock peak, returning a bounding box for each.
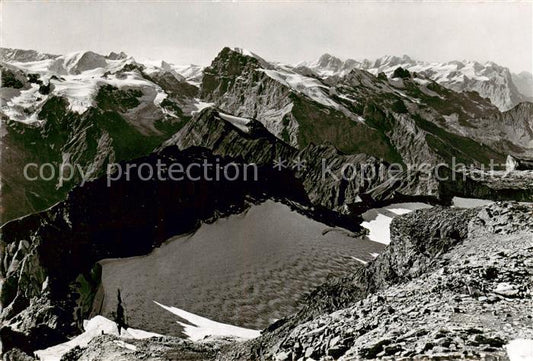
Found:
[107,51,128,60]
[298,53,361,77]
[371,54,416,68]
[316,53,343,67]
[211,47,273,70]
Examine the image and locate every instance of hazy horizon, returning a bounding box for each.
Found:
[2,1,532,73]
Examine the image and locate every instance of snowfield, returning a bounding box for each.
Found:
[50,70,161,114]
[1,50,201,120]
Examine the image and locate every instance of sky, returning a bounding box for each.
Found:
[1,1,532,73]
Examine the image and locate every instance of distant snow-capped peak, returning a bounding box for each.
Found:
[301,53,530,111]
[0,48,206,120]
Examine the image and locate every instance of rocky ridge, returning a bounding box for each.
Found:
[220,202,533,360]
[163,107,533,212]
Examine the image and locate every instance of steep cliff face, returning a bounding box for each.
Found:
[0,145,364,355]
[426,101,533,158]
[225,202,533,360]
[161,107,442,212]
[199,48,400,162]
[161,107,295,165]
[512,71,533,99]
[200,47,296,142]
[494,102,533,151]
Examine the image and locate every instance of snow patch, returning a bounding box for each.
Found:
[350,256,368,265]
[154,301,261,341]
[1,84,46,123]
[413,77,431,86]
[218,112,252,133]
[362,203,432,244]
[153,90,168,106]
[452,197,494,208]
[234,47,255,57]
[192,99,215,115]
[258,68,338,108]
[506,339,533,361]
[34,315,162,361]
[386,208,411,215]
[361,214,394,245]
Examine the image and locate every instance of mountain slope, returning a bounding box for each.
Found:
[163,107,533,212]
[1,85,532,359]
[1,47,532,224]
[0,49,204,223]
[199,47,401,162]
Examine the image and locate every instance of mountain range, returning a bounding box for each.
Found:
[1,46,533,360]
[299,53,533,111]
[1,47,532,222]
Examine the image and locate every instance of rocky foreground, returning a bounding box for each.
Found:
[9,202,530,361]
[238,202,533,361]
